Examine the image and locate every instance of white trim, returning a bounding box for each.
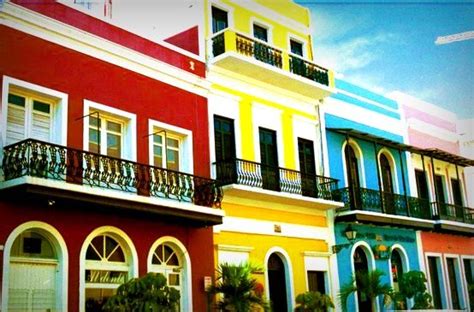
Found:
[407,118,459,143]
[147,236,193,312]
[415,231,426,275]
[1,3,210,97]
[288,33,308,58]
[377,148,400,194]
[341,139,367,188]
[425,252,448,309]
[79,226,139,312]
[336,210,436,225]
[264,247,295,312]
[388,245,410,292]
[226,0,311,35]
[1,76,68,148]
[250,17,273,45]
[326,209,340,309]
[443,254,466,310]
[214,216,330,241]
[217,244,254,253]
[57,0,204,61]
[350,241,378,312]
[148,119,193,174]
[460,255,474,312]
[336,88,400,115]
[83,99,137,161]
[1,221,69,312]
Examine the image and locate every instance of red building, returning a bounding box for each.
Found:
[0,1,222,311]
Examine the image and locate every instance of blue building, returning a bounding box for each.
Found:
[322,80,425,312]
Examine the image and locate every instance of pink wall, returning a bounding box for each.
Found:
[409,130,460,154]
[403,105,457,133]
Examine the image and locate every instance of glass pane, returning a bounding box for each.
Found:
[8,93,26,107]
[107,133,121,157]
[168,273,180,286]
[89,116,100,127]
[167,150,179,171]
[153,145,162,157]
[107,120,121,133]
[164,245,173,262]
[290,40,303,56]
[89,128,99,143]
[154,155,163,168]
[85,288,116,312]
[108,246,125,263]
[33,100,51,114]
[86,245,101,261]
[105,236,119,257]
[153,134,162,144]
[167,253,179,266]
[167,138,179,148]
[253,24,268,42]
[10,231,56,259]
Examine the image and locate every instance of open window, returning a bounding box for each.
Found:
[211,6,228,33]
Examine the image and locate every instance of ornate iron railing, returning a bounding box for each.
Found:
[235,34,283,68]
[212,32,225,57]
[333,187,433,220]
[289,54,329,86]
[1,139,222,208]
[213,158,338,200]
[432,202,474,224]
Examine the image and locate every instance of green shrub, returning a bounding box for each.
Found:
[294,291,334,312]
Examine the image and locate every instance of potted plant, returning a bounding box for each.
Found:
[339,269,392,312]
[208,262,270,312]
[391,270,433,310]
[102,272,180,311]
[294,291,334,312]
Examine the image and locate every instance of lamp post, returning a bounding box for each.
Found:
[332,224,358,254]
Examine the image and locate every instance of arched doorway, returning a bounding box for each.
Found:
[8,230,59,312]
[354,246,371,312]
[268,253,288,312]
[380,153,395,214]
[345,144,361,208]
[148,239,191,311]
[83,233,133,311]
[391,249,403,292]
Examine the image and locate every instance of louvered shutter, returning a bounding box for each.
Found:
[31,101,51,142]
[6,103,26,145]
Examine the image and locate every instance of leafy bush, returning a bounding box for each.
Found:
[207,262,270,312]
[391,271,432,310]
[294,291,334,312]
[102,272,180,312]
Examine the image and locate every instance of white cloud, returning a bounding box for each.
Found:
[313,32,400,72]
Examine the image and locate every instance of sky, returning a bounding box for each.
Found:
[295,0,474,118]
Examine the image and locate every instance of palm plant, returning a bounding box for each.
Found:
[391,270,433,310]
[208,262,270,312]
[294,291,334,312]
[338,269,392,312]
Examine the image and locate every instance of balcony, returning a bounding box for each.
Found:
[213,158,341,210]
[209,29,334,99]
[333,187,474,234]
[1,139,223,225]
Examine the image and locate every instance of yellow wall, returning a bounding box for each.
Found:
[206,0,313,58]
[215,231,328,297]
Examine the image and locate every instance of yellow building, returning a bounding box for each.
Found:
[204,0,342,310]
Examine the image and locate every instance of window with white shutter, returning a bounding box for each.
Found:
[6,92,53,145]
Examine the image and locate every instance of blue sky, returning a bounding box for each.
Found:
[296,0,474,118]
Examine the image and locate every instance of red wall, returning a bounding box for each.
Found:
[0,200,214,312]
[0,26,210,177]
[11,0,205,77]
[165,26,200,56]
[421,232,474,255]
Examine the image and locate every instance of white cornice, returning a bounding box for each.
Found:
[0,2,211,97]
[407,118,460,143]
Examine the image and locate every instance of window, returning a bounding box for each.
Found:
[259,128,279,191]
[153,132,180,171]
[212,6,228,33]
[6,91,53,145]
[253,24,268,42]
[9,230,59,312]
[451,178,464,206]
[214,116,236,162]
[88,112,123,158]
[298,138,316,197]
[435,175,446,203]
[415,170,429,199]
[85,234,130,311]
[151,243,181,289]
[446,258,461,309]
[464,259,474,309]
[307,271,326,294]
[290,39,303,56]
[428,256,443,309]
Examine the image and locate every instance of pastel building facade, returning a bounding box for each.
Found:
[0,1,223,311]
[394,92,474,311]
[203,0,342,310]
[322,80,426,312]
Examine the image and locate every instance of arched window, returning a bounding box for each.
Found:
[84,234,130,311]
[380,153,394,193]
[353,246,371,312]
[9,230,59,312]
[148,238,192,311]
[391,249,404,292]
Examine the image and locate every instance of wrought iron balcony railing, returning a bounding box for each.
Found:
[333,187,432,220]
[1,139,222,208]
[211,29,331,87]
[213,158,339,201]
[431,202,474,224]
